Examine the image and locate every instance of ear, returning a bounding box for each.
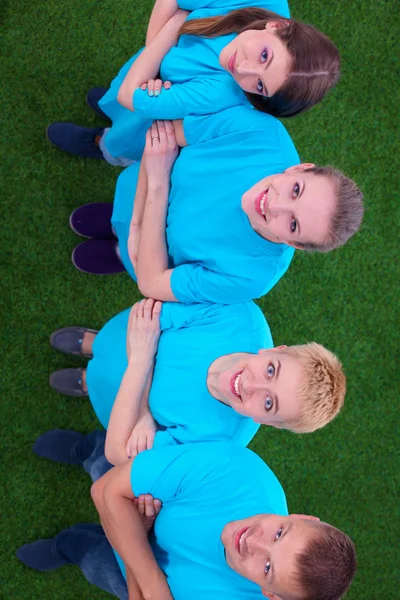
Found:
[262,589,282,600]
[284,163,315,174]
[265,20,289,33]
[290,514,320,522]
[257,345,286,355]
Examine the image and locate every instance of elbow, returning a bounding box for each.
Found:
[104,439,125,467]
[117,85,133,111]
[91,479,103,508]
[137,273,153,299]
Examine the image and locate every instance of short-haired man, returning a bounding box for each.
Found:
[18,440,356,600]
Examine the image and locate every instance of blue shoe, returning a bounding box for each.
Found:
[46,123,105,159]
[17,538,68,571]
[86,87,110,120]
[33,429,92,464]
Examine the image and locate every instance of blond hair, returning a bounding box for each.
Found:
[297,166,364,252]
[282,343,346,433]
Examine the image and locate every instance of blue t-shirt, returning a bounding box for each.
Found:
[112,106,298,304]
[114,442,288,599]
[86,301,272,446]
[99,0,290,160]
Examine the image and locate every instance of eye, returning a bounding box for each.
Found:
[261,48,268,63]
[275,527,283,541]
[257,78,264,93]
[264,560,271,575]
[267,363,275,377]
[265,396,273,411]
[290,218,297,233]
[293,183,300,198]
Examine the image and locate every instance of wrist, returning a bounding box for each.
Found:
[128,355,154,372]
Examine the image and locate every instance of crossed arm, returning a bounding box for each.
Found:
[92,462,173,600]
[118,9,188,111]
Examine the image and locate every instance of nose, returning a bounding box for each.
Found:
[246,527,267,555]
[267,192,293,217]
[241,373,265,397]
[236,59,257,76]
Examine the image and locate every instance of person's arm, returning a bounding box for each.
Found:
[128,161,148,272]
[146,0,179,45]
[105,300,162,466]
[126,568,146,600]
[136,121,178,301]
[118,10,188,111]
[91,463,173,600]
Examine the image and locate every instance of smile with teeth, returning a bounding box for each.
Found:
[230,370,244,400]
[235,527,249,554]
[234,372,242,398]
[255,189,269,220]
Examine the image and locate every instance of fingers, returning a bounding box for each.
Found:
[153,79,162,96]
[136,494,162,518]
[164,120,177,148]
[157,120,167,145]
[153,498,162,516]
[146,427,155,451]
[163,81,172,90]
[143,298,155,320]
[136,299,145,318]
[137,431,148,454]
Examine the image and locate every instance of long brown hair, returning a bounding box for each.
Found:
[179,8,340,118]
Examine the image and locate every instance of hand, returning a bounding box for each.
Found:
[143,120,178,186]
[141,79,172,97]
[128,222,140,272]
[127,299,162,365]
[126,409,158,458]
[133,494,162,533]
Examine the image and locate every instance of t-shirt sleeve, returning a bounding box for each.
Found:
[133,77,241,120]
[183,105,278,145]
[170,262,269,304]
[130,442,233,501]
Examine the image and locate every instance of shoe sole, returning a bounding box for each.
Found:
[69,211,92,239]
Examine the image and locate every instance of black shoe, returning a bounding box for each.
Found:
[33,429,92,465]
[50,368,87,397]
[17,538,68,571]
[50,327,98,358]
[86,87,110,120]
[46,123,105,159]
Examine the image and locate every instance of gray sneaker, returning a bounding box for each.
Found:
[50,327,98,358]
[49,368,88,397]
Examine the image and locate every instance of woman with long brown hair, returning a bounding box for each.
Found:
[47,0,340,164]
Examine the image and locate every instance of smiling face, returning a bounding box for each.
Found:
[207,348,303,427]
[221,514,319,600]
[241,165,336,248]
[219,22,292,97]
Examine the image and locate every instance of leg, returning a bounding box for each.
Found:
[18,523,128,600]
[33,429,113,481]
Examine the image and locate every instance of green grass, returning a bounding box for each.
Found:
[1,0,398,597]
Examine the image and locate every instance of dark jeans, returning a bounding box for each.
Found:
[82,429,114,482]
[60,430,128,598]
[56,524,128,599]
